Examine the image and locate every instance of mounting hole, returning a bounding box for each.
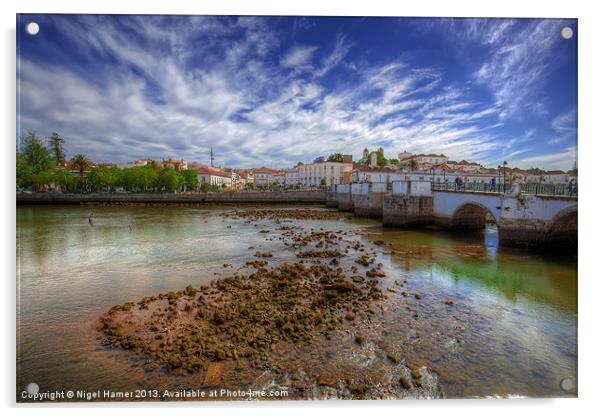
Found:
[561,26,573,40]
[560,378,574,392]
[25,22,40,36]
[26,382,39,395]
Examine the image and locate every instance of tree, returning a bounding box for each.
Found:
[410,158,419,171]
[53,170,78,192]
[389,158,399,165]
[320,178,327,187]
[86,165,119,191]
[295,162,304,167]
[368,149,387,166]
[16,154,34,188]
[157,167,183,193]
[180,169,199,191]
[71,154,92,176]
[20,131,54,174]
[48,132,66,165]
[121,166,158,192]
[327,153,344,163]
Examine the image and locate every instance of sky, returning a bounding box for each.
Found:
[17,15,577,170]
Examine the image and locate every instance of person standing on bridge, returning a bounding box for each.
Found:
[568,179,574,195]
[490,177,496,192]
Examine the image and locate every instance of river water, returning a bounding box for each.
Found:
[16,204,577,399]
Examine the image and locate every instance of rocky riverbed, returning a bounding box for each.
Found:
[97,208,441,400]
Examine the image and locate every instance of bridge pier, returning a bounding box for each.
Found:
[325,189,338,208]
[382,180,434,227]
[353,183,387,218]
[335,184,353,212]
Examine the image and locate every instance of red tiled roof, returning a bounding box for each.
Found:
[254,166,278,173]
[194,166,231,178]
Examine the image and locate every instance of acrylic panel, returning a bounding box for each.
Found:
[16,14,578,402]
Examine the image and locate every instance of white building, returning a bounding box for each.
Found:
[254,167,277,187]
[284,168,300,187]
[298,157,353,187]
[448,160,481,172]
[351,166,406,184]
[195,166,232,189]
[543,170,570,184]
[272,172,286,187]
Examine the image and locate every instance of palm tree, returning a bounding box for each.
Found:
[70,154,91,176]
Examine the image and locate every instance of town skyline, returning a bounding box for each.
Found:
[18,15,577,170]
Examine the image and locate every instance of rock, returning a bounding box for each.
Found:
[400,376,412,390]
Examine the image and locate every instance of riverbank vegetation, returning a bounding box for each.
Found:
[17,131,199,193]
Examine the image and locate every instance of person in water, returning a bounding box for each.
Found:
[88,213,95,226]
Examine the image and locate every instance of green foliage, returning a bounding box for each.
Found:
[368,149,387,166]
[16,154,34,188]
[320,178,327,187]
[295,162,304,167]
[327,153,344,163]
[181,169,199,190]
[86,165,121,191]
[52,170,78,192]
[20,131,54,174]
[157,167,184,193]
[389,158,399,165]
[121,165,159,192]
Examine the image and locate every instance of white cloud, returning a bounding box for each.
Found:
[280,45,319,69]
[473,20,564,120]
[509,146,576,171]
[18,16,573,171]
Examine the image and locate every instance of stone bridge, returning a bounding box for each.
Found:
[329,182,577,250]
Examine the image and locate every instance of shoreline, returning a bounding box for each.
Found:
[16,191,327,205]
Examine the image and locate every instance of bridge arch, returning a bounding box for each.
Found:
[545,206,577,249]
[451,202,498,230]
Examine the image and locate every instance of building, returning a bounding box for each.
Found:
[543,170,570,184]
[350,166,406,184]
[272,171,286,187]
[448,160,481,173]
[413,154,448,169]
[195,166,232,189]
[297,155,353,187]
[162,158,188,170]
[254,167,278,188]
[284,168,300,187]
[234,169,254,188]
[397,150,412,162]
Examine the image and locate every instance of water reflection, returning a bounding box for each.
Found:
[17,205,577,399]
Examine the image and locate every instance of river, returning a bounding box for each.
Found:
[16,204,577,399]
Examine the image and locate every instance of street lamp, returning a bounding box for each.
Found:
[497,165,501,193]
[502,161,508,192]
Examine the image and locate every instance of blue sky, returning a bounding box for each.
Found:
[17,15,577,170]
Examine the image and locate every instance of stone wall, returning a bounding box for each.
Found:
[353,192,386,218]
[325,191,338,208]
[17,190,327,205]
[382,194,434,227]
[336,186,353,212]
